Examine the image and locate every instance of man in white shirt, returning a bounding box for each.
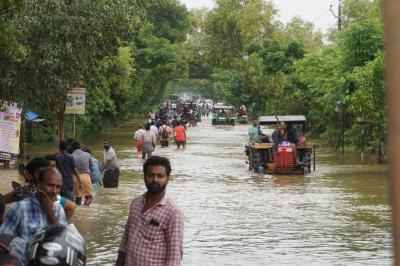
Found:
[101,139,119,188]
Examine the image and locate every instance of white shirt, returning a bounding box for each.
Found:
[104,147,119,169]
[150,125,159,137]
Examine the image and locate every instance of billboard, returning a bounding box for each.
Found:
[65,88,86,115]
[0,102,22,158]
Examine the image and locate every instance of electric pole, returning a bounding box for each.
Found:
[330,0,342,31]
[338,0,342,30]
[330,0,344,155]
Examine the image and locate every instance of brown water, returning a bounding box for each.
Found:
[0,117,392,265]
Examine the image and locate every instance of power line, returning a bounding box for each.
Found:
[312,1,340,23]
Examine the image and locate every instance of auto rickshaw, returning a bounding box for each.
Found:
[212,105,236,126]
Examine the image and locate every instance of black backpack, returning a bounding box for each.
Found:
[161,126,169,140]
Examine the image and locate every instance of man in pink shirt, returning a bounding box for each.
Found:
[116,156,184,266]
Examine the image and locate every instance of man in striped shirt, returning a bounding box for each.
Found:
[116,156,184,266]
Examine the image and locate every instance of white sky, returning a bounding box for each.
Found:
[180,0,338,34]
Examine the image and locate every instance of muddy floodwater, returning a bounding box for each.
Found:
[0,117,392,265]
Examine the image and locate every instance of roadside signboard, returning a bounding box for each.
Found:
[0,102,22,159]
[65,88,86,115]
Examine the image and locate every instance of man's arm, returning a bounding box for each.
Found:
[2,191,14,204]
[247,126,253,141]
[73,168,82,188]
[165,210,184,266]
[3,185,30,204]
[89,156,93,174]
[63,199,76,220]
[101,160,110,173]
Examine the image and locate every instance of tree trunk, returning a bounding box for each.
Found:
[52,110,59,142]
[57,108,65,141]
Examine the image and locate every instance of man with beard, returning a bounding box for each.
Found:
[116,156,184,266]
[101,139,120,188]
[0,167,67,265]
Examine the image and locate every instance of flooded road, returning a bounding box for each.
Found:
[0,117,392,265]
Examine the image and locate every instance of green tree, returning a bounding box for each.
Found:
[138,0,190,43]
[11,0,137,140]
[203,0,277,68]
[0,0,25,97]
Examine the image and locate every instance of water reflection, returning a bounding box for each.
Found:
[0,118,392,265]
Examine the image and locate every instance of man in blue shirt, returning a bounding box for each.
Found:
[0,166,67,265]
[248,118,261,143]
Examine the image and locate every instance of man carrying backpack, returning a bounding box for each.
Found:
[159,121,171,147]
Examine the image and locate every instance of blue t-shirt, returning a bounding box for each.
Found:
[248,125,260,143]
[90,157,101,184]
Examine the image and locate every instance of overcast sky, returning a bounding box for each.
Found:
[180,0,339,34]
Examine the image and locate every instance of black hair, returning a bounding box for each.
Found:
[37,167,61,184]
[145,122,151,130]
[0,193,5,218]
[71,141,81,151]
[26,157,49,176]
[143,156,172,177]
[104,139,111,144]
[59,140,68,151]
[44,154,57,162]
[82,147,91,155]
[176,121,181,126]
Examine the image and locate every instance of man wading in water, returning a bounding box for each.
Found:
[116,156,183,266]
[101,139,120,188]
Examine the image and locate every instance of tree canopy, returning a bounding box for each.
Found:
[0,0,386,162]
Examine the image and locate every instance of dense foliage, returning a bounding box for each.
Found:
[180,0,385,162]
[1,0,386,162]
[1,0,190,141]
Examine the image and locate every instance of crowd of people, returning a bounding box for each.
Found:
[0,155,181,266]
[0,138,122,265]
[0,98,250,265]
[134,103,194,159]
[0,118,188,266]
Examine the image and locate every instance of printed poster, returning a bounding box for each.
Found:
[65,88,86,115]
[0,102,22,158]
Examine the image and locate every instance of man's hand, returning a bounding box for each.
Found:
[75,177,83,191]
[36,190,57,224]
[11,181,21,188]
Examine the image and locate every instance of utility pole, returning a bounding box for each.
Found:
[330,0,342,31]
[338,0,342,30]
[330,0,344,156]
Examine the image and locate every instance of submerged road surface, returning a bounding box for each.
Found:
[0,117,392,265]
